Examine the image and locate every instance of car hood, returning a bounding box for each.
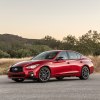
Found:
[12,60,51,67]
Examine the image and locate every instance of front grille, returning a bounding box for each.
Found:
[12,74,25,77]
[10,67,23,73]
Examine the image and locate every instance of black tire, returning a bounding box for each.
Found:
[12,78,24,82]
[79,66,89,80]
[56,76,64,80]
[38,67,50,82]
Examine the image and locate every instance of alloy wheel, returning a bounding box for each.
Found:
[80,66,89,80]
[39,67,50,82]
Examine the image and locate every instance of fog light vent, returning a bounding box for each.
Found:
[29,72,34,77]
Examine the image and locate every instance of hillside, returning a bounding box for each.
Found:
[0,30,100,58]
[0,34,40,44]
[0,34,52,58]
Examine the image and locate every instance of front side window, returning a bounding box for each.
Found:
[57,51,68,60]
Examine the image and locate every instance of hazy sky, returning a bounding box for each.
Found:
[0,0,100,40]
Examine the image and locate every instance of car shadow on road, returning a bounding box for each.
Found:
[6,77,90,84]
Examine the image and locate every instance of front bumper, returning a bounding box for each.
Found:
[8,69,38,79]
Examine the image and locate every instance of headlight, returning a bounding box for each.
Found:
[26,64,39,69]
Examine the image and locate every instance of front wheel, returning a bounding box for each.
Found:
[38,67,50,82]
[12,78,24,82]
[79,66,89,80]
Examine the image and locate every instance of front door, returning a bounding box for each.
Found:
[52,51,71,76]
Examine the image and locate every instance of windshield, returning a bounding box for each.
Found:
[32,51,59,60]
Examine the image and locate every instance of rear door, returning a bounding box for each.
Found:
[67,51,82,74]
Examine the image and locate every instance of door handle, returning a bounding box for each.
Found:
[67,62,70,64]
[80,61,83,63]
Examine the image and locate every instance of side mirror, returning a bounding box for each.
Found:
[56,57,64,61]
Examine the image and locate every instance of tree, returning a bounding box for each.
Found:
[77,30,100,55]
[41,35,61,49]
[60,35,78,50]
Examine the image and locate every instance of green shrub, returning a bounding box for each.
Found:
[93,50,100,56]
[31,45,52,55]
[16,49,32,58]
[0,50,10,58]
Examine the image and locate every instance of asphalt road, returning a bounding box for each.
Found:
[0,74,100,100]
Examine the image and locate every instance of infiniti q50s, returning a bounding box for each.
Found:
[8,50,94,82]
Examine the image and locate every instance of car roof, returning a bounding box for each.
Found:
[47,50,77,52]
[47,50,83,56]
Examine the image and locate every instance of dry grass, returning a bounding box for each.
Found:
[88,56,100,73]
[0,56,100,75]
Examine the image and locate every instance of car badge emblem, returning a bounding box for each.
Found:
[14,68,18,71]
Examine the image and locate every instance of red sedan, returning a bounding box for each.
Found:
[8,50,94,82]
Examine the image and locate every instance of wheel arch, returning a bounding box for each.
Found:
[41,65,52,74]
[82,65,90,74]
[35,65,52,79]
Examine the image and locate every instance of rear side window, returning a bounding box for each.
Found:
[67,51,78,60]
[76,53,81,59]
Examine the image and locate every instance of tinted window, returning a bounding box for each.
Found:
[32,51,58,60]
[67,51,78,59]
[77,53,81,59]
[57,51,68,60]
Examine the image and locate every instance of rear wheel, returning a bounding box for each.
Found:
[79,66,89,80]
[38,67,50,82]
[56,76,64,80]
[12,78,24,82]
